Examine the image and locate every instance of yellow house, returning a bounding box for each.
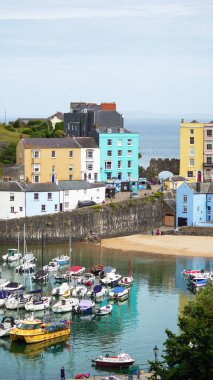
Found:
[179,120,204,182]
[16,137,98,183]
[163,175,187,191]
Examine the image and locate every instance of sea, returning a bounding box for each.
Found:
[0,242,212,380]
[125,118,180,168]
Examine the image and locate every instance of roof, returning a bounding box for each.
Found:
[163,199,176,211]
[74,137,99,148]
[24,183,59,192]
[0,181,25,192]
[187,182,213,194]
[57,180,105,191]
[19,137,81,149]
[48,112,64,121]
[164,175,187,182]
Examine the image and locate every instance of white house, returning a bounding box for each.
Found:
[0,181,25,219]
[58,180,106,211]
[74,137,100,183]
[25,183,60,217]
[47,112,64,129]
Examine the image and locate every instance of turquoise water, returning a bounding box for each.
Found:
[0,242,212,380]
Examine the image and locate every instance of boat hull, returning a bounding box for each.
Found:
[10,328,70,344]
[94,360,134,368]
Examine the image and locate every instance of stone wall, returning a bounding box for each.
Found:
[0,198,164,244]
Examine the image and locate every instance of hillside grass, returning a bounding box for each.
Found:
[0,124,22,144]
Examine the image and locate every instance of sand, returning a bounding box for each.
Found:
[101,234,213,257]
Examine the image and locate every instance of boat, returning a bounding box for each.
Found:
[52,297,79,313]
[108,286,129,301]
[2,248,22,263]
[52,282,73,297]
[92,352,135,368]
[100,273,122,287]
[15,262,36,274]
[53,255,70,266]
[10,318,70,344]
[2,282,24,292]
[68,266,85,276]
[94,304,112,316]
[54,273,70,283]
[0,290,10,307]
[81,273,95,286]
[20,252,36,264]
[91,284,108,299]
[72,285,88,298]
[90,264,104,276]
[75,299,94,315]
[25,292,51,312]
[5,292,31,310]
[0,279,10,290]
[118,276,133,288]
[0,316,16,338]
[32,269,49,283]
[43,261,60,272]
[181,269,202,277]
[99,266,116,279]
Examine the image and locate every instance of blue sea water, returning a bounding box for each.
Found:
[126,118,180,168]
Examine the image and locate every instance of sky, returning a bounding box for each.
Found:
[0,0,213,120]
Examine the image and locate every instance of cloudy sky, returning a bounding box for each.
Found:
[1,0,213,120]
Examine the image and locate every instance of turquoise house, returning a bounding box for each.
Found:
[176,182,213,227]
[97,128,139,183]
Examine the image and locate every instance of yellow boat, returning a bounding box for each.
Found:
[10,318,70,344]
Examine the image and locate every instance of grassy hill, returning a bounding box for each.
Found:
[0,124,22,144]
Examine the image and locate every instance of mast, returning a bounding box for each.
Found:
[41,231,44,294]
[69,235,72,286]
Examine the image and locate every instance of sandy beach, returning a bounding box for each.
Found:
[101,234,213,257]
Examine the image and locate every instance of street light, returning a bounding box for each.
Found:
[153,345,159,362]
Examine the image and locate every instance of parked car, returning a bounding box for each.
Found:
[130,192,139,199]
[78,200,97,208]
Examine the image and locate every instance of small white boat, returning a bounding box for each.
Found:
[20,252,36,264]
[118,276,133,288]
[0,316,16,338]
[109,286,129,301]
[0,279,10,290]
[52,297,79,313]
[72,285,88,298]
[92,352,135,368]
[43,261,60,272]
[52,282,73,297]
[2,248,22,262]
[91,284,108,299]
[32,269,49,283]
[94,304,112,316]
[25,293,51,311]
[53,255,70,266]
[100,274,122,287]
[0,290,10,307]
[2,282,24,292]
[81,273,95,285]
[99,266,116,279]
[15,262,36,274]
[74,299,95,315]
[5,293,31,310]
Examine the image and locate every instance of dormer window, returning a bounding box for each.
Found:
[119,128,124,133]
[107,128,112,133]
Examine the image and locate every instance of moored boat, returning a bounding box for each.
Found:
[90,264,104,276]
[52,297,79,313]
[25,291,51,312]
[92,352,135,368]
[108,286,129,301]
[53,255,69,266]
[2,248,22,263]
[10,318,70,344]
[94,304,112,316]
[118,276,133,288]
[0,316,16,338]
[43,261,60,272]
[68,266,85,276]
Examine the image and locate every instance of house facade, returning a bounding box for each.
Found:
[203,122,213,182]
[0,181,25,219]
[25,183,60,217]
[179,120,204,182]
[176,182,213,227]
[16,137,99,184]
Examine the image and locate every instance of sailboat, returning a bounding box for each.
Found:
[118,256,133,287]
[15,227,36,274]
[25,232,51,312]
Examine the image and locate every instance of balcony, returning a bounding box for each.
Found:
[203,162,213,167]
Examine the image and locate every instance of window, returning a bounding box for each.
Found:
[86,150,93,159]
[119,128,124,133]
[118,160,122,169]
[54,204,58,210]
[52,165,55,173]
[118,150,122,156]
[69,175,73,180]
[10,193,14,201]
[207,130,212,137]
[87,163,93,171]
[127,139,132,146]
[207,143,212,150]
[107,172,112,180]
[107,139,112,146]
[118,172,122,179]
[189,158,194,166]
[190,129,194,135]
[10,207,14,213]
[117,139,123,146]
[183,206,187,213]
[64,202,69,209]
[107,150,112,157]
[41,205,46,212]
[19,207,23,212]
[69,150,74,158]
[94,173,98,181]
[189,148,195,156]
[47,193,52,201]
[107,128,112,133]
[207,206,211,215]
[187,171,193,177]
[190,137,194,144]
[32,163,40,173]
[69,165,73,172]
[207,195,211,201]
[32,150,40,159]
[65,190,69,196]
[207,156,212,164]
[183,195,187,202]
[88,173,92,180]
[127,172,132,178]
[51,150,56,158]
[127,150,132,157]
[33,175,40,183]
[127,160,132,168]
[105,161,112,169]
[34,193,39,200]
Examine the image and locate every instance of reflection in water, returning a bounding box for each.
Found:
[0,242,212,380]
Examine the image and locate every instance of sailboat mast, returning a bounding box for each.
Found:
[41,231,44,294]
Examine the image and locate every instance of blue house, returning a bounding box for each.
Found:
[176,182,213,227]
[25,183,60,217]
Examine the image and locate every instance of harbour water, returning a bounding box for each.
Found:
[0,242,212,380]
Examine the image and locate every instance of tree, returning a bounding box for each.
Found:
[0,142,17,164]
[150,283,213,380]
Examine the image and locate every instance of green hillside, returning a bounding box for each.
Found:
[0,124,22,144]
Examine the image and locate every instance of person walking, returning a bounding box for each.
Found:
[61,366,65,380]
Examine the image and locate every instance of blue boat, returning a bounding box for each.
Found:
[53,255,69,266]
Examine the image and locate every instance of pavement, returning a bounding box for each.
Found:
[105,185,160,204]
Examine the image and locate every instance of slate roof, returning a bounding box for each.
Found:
[0,181,25,192]
[74,137,99,148]
[187,182,213,194]
[20,138,82,149]
[24,183,59,192]
[163,199,176,211]
[48,112,64,120]
[165,175,187,182]
[57,180,105,191]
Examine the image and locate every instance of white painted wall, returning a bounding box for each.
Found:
[60,186,105,211]
[80,148,100,183]
[0,191,25,220]
[49,116,63,129]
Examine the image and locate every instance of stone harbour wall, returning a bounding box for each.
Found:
[0,198,164,244]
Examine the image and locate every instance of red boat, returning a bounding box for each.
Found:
[90,264,104,276]
[68,266,85,276]
[92,352,135,368]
